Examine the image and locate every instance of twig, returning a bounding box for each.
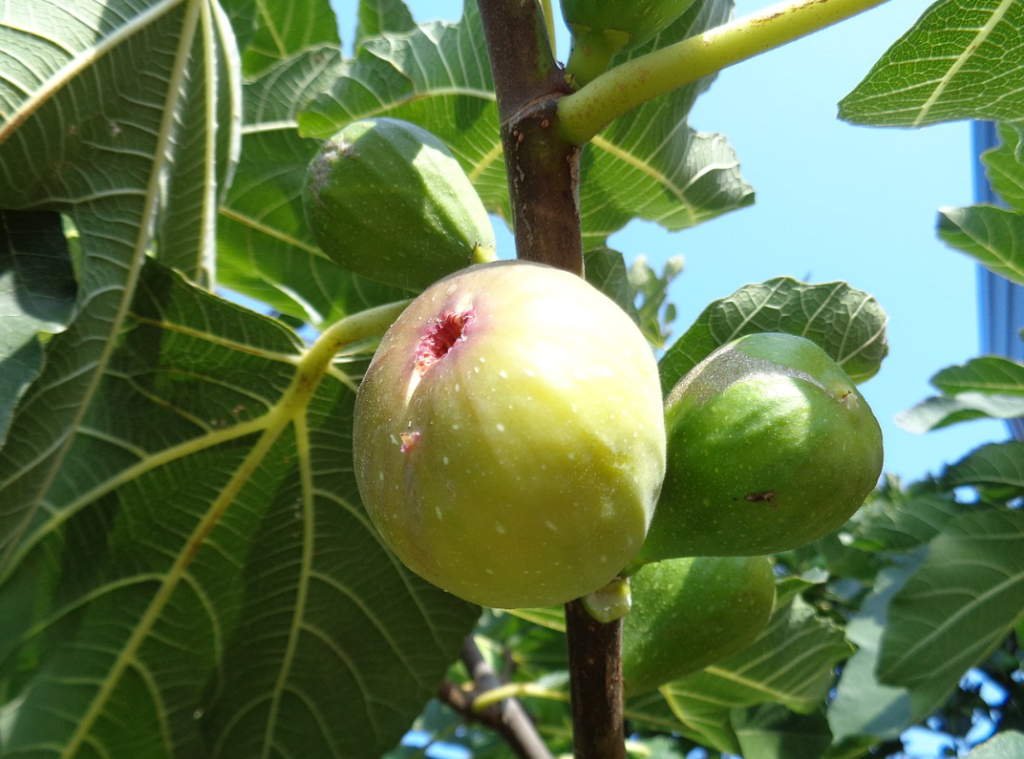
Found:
[437,636,556,759]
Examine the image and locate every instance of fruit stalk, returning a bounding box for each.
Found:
[476,0,583,275]
[557,0,894,146]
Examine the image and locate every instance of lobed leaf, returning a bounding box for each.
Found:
[0,260,477,757]
[839,0,1024,127]
[658,278,889,394]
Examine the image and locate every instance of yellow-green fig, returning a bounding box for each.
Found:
[639,332,883,560]
[354,261,666,609]
[303,118,495,291]
[623,555,775,695]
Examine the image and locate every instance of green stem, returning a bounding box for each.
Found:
[540,0,557,60]
[472,683,570,713]
[302,300,411,385]
[557,0,893,145]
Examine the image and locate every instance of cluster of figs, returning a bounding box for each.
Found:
[302,0,884,694]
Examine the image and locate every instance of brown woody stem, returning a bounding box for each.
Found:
[564,600,626,759]
[476,0,583,275]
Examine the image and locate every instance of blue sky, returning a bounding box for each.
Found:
[330,0,1010,484]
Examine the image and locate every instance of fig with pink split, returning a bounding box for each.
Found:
[353,261,666,609]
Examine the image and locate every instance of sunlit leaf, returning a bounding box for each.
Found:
[840,0,1024,127]
[658,278,889,394]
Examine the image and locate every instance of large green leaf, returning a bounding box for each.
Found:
[938,205,1024,286]
[0,211,78,447]
[0,0,239,555]
[878,508,1024,690]
[827,552,951,743]
[298,0,751,246]
[658,581,853,754]
[0,260,478,757]
[839,0,1024,127]
[658,277,889,394]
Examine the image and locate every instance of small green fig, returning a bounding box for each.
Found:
[560,0,697,86]
[639,332,883,560]
[303,118,496,291]
[354,261,666,609]
[622,555,775,695]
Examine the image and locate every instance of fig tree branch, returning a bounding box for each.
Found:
[557,0,893,146]
[565,599,626,759]
[476,0,583,275]
[437,636,556,759]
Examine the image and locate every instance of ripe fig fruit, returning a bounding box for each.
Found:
[303,118,496,291]
[561,0,696,86]
[622,555,775,695]
[639,332,883,560]
[354,261,666,609]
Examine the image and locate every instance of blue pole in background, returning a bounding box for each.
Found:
[972,121,1024,440]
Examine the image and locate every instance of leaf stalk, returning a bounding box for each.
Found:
[557,0,894,145]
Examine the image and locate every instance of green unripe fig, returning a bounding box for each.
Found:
[623,555,775,695]
[303,118,496,291]
[354,261,667,609]
[561,0,697,86]
[639,332,883,560]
